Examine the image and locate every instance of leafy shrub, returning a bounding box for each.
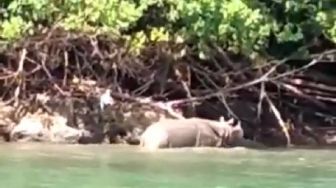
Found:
[1,0,336,59]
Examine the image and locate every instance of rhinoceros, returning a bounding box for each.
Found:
[139,116,244,150]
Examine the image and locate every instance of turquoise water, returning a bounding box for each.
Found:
[0,143,335,188]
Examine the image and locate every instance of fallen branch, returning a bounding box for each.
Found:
[275,81,327,109]
[264,92,291,147]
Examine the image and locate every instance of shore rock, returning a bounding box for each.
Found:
[10,112,86,143]
[0,104,17,141]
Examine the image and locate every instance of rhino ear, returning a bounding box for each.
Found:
[226,118,235,125]
[234,121,242,129]
[219,116,225,122]
[232,121,244,138]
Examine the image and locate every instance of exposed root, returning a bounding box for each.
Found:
[0,28,335,146]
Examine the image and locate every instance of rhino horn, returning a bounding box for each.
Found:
[226,117,235,126]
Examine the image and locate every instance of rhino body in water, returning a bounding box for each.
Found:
[139,117,244,150]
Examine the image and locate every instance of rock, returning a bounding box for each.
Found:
[124,127,143,145]
[10,115,46,142]
[10,112,85,143]
[77,127,106,144]
[0,103,17,141]
[0,125,11,142]
[48,115,85,143]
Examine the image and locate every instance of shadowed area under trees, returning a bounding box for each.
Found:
[1,0,336,148]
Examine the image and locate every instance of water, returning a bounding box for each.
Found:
[0,144,335,188]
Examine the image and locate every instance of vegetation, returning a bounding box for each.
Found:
[0,0,336,59]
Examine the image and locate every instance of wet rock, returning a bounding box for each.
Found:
[0,103,18,142]
[11,115,46,142]
[41,95,107,144]
[124,127,143,145]
[10,112,85,143]
[77,126,106,144]
[49,115,86,143]
[0,125,11,142]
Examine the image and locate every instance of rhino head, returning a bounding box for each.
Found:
[214,116,244,146]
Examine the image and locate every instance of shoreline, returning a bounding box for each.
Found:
[2,141,336,152]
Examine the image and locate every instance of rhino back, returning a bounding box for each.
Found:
[165,123,198,147]
[141,118,223,149]
[160,119,220,147]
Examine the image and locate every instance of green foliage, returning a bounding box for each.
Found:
[0,16,32,40]
[1,0,149,36]
[125,27,170,55]
[1,0,336,59]
[316,1,336,42]
[167,0,273,58]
